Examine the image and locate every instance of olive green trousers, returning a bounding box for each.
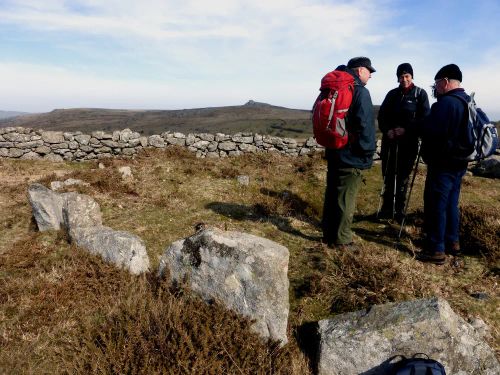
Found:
[322,165,363,245]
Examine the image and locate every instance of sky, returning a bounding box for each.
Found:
[1,0,499,119]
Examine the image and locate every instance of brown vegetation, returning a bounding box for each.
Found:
[0,150,498,373]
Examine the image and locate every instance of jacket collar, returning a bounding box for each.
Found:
[335,64,364,86]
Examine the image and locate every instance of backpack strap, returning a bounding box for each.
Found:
[411,86,421,119]
[327,91,339,126]
[449,92,475,126]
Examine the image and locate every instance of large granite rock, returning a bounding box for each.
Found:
[72,226,150,275]
[28,183,64,231]
[27,186,150,275]
[158,228,290,344]
[317,297,499,375]
[62,192,103,239]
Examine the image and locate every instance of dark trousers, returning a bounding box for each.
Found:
[380,137,418,217]
[424,167,466,253]
[322,162,363,245]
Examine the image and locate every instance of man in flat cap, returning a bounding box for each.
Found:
[418,64,469,264]
[377,63,430,221]
[322,57,377,250]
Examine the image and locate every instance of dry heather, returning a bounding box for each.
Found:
[1,149,499,373]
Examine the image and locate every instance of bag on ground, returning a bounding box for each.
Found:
[451,92,499,161]
[392,354,446,375]
[312,70,354,149]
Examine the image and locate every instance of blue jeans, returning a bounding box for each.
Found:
[424,167,466,253]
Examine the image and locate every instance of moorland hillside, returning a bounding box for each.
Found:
[0,110,28,120]
[0,101,382,138]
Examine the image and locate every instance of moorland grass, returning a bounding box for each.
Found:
[0,149,498,373]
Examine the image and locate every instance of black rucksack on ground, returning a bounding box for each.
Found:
[391,353,446,375]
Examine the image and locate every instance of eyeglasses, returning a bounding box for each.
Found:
[431,78,447,90]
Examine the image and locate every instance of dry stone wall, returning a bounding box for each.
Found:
[0,127,324,161]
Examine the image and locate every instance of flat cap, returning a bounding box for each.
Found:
[347,57,376,73]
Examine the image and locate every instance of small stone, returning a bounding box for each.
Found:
[470,292,489,300]
[118,166,133,179]
[237,175,250,186]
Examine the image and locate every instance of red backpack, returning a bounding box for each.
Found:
[312,70,355,149]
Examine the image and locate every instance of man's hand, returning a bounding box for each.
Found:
[387,127,405,140]
[394,127,406,137]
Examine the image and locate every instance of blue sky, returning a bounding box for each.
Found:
[1,0,499,119]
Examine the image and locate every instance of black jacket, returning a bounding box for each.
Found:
[378,85,430,138]
[325,65,376,169]
[420,88,469,170]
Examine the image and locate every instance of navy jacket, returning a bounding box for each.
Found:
[420,88,469,170]
[325,65,376,169]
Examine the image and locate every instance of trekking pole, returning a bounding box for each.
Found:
[392,142,399,220]
[376,145,391,218]
[398,143,421,239]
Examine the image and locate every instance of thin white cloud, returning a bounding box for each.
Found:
[0,0,499,120]
[0,1,390,46]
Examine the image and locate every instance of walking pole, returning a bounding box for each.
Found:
[398,143,421,239]
[376,146,391,218]
[392,142,399,219]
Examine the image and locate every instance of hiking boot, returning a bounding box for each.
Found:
[322,237,335,249]
[446,242,461,256]
[377,209,393,220]
[336,242,360,251]
[394,211,405,224]
[416,250,446,265]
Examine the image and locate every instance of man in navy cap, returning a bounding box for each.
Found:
[322,57,377,249]
[418,64,469,264]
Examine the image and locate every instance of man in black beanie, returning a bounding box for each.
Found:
[418,63,469,265]
[377,63,430,221]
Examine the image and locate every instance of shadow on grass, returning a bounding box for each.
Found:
[259,188,321,227]
[205,201,321,241]
[291,244,327,299]
[353,212,424,255]
[295,321,320,375]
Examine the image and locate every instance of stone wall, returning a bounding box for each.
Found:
[0,127,324,161]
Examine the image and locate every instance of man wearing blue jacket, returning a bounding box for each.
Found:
[418,64,469,264]
[322,57,377,249]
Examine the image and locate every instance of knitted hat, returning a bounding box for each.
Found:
[434,64,462,82]
[347,57,376,73]
[397,63,413,78]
